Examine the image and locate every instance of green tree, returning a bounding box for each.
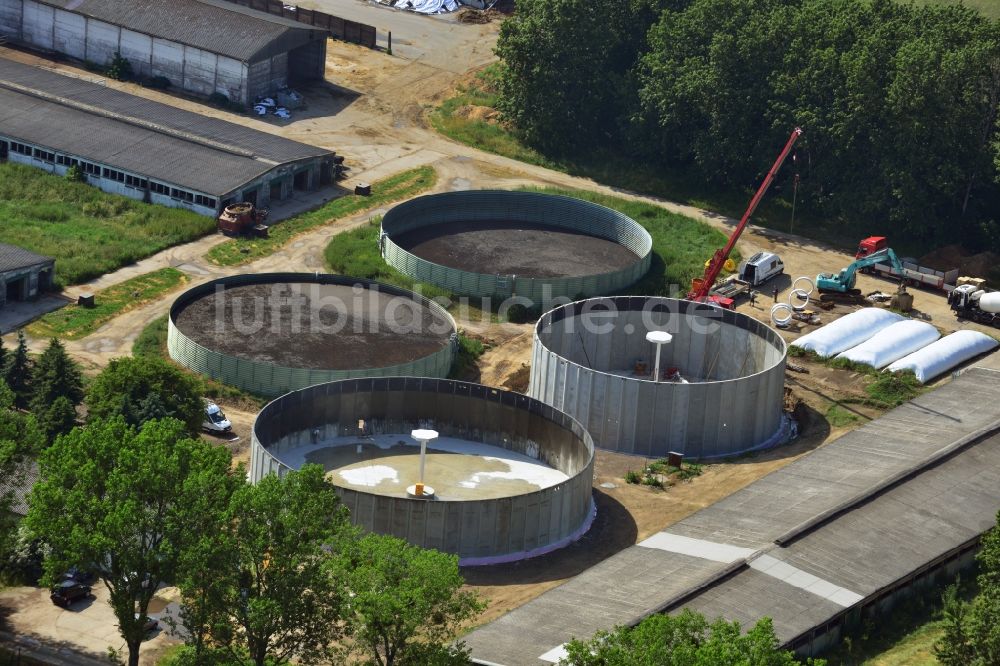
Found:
[495,0,650,154]
[30,338,83,408]
[561,610,821,665]
[3,330,33,410]
[30,338,83,441]
[26,417,235,666]
[936,510,1000,665]
[340,534,484,666]
[86,356,203,433]
[176,464,353,666]
[37,396,78,443]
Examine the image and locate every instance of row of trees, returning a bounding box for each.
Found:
[496,0,1000,249]
[935,511,1000,664]
[0,342,482,666]
[562,612,822,665]
[20,414,482,666]
[0,332,205,445]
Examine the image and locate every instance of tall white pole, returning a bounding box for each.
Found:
[418,438,428,485]
[409,429,439,498]
[646,331,673,383]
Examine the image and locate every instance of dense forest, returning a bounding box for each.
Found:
[495,0,1000,250]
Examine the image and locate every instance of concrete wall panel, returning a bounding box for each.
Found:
[52,9,85,59]
[150,38,185,83]
[119,29,153,78]
[21,0,53,50]
[216,55,246,101]
[0,0,22,40]
[84,19,119,66]
[181,46,217,97]
[249,378,596,563]
[529,297,789,459]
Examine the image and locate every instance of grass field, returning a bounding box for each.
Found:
[27,267,188,340]
[0,163,215,286]
[205,166,437,267]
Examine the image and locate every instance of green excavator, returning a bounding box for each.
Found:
[816,247,905,297]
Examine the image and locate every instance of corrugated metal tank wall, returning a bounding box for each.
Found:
[250,378,596,563]
[380,190,653,303]
[168,274,457,397]
[529,297,788,459]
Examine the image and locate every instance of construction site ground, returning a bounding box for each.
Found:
[1,13,999,663]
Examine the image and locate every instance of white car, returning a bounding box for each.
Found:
[203,402,232,434]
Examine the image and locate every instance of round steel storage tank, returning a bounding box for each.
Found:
[380,190,653,304]
[168,273,456,397]
[250,377,596,564]
[529,297,789,459]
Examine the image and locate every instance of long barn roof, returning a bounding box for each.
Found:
[36,0,326,63]
[0,58,333,197]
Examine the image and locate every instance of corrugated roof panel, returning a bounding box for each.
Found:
[0,58,334,196]
[0,244,53,273]
[37,0,326,63]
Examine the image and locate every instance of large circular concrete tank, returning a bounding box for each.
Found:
[380,190,653,304]
[251,378,596,564]
[529,297,790,459]
[168,273,456,397]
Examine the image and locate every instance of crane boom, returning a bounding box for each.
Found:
[687,127,803,303]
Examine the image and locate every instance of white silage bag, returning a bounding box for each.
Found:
[835,320,940,369]
[886,330,999,383]
[791,308,904,358]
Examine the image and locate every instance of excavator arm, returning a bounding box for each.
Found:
[818,248,904,292]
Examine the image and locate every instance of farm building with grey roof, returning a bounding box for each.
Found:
[0,57,337,216]
[0,0,327,104]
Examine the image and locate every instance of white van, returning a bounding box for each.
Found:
[203,401,232,434]
[738,252,784,287]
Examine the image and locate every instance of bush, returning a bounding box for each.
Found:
[29,203,70,222]
[506,303,542,324]
[64,164,85,183]
[107,51,133,81]
[865,371,922,408]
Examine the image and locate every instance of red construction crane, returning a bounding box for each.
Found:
[687,127,803,307]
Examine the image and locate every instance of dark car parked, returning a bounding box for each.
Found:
[50,580,92,607]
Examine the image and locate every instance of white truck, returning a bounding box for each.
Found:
[710,252,784,301]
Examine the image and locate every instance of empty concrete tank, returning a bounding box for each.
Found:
[168,273,456,397]
[529,297,789,459]
[250,377,596,564]
[380,190,652,304]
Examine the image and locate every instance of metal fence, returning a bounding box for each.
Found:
[221,0,377,48]
[380,190,654,304]
[168,273,456,397]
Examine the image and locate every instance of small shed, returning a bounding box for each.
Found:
[0,243,55,310]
